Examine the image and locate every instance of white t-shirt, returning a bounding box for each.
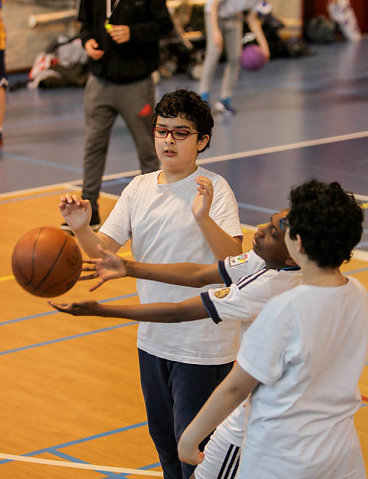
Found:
[205,0,259,17]
[100,166,242,364]
[201,265,303,446]
[237,277,368,479]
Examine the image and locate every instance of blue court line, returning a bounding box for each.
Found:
[0,293,138,326]
[344,268,368,275]
[0,321,138,356]
[0,422,149,467]
[3,152,83,173]
[0,293,139,355]
[51,450,160,478]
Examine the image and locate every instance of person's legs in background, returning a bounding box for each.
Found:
[0,82,6,146]
[0,8,6,146]
[198,13,223,106]
[0,47,8,146]
[215,13,242,115]
[116,76,159,174]
[80,75,118,229]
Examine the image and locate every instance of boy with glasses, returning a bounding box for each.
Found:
[178,180,368,479]
[58,88,242,479]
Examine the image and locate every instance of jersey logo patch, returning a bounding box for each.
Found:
[214,287,230,299]
[229,253,248,267]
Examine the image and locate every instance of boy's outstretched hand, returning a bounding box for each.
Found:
[49,300,101,316]
[80,244,129,291]
[192,176,214,221]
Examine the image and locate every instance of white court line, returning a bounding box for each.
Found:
[0,453,163,476]
[197,130,368,166]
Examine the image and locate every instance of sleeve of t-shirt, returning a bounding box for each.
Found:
[209,175,243,238]
[236,295,293,385]
[218,251,266,286]
[99,177,138,245]
[201,268,270,324]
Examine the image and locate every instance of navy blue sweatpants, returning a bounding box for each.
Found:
[138,349,234,479]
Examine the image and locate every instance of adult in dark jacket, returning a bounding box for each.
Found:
[71,0,173,229]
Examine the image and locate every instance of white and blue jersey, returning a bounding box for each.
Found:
[203,252,302,333]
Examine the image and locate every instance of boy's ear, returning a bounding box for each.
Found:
[296,234,305,254]
[197,134,210,152]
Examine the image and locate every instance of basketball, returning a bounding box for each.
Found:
[241,45,266,71]
[11,226,83,297]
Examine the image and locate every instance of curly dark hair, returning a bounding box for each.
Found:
[288,179,363,268]
[152,89,214,152]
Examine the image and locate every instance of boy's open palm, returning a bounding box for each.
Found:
[80,244,128,291]
[49,300,101,316]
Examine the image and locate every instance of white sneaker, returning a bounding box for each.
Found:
[214,101,236,116]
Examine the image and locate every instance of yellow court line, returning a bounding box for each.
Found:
[0,453,163,476]
[0,275,14,283]
[361,202,368,209]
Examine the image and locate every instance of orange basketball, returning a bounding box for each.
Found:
[11,226,83,297]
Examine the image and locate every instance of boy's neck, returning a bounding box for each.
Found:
[302,264,347,287]
[158,165,198,184]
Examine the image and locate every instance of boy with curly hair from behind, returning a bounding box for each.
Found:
[179,179,368,479]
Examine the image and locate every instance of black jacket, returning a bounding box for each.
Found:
[78,0,173,83]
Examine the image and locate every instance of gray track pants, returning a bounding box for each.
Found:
[82,74,159,213]
[199,12,242,101]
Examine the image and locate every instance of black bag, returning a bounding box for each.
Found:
[305,15,336,44]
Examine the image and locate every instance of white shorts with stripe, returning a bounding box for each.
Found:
[194,432,241,479]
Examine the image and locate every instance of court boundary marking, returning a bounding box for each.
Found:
[0,453,163,476]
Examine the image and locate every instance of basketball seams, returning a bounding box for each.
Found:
[41,268,82,296]
[11,227,42,287]
[31,232,69,295]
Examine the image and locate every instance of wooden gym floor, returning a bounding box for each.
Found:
[0,37,368,476]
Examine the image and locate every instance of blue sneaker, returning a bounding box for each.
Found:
[214,100,236,116]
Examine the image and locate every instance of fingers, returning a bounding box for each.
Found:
[78,273,98,281]
[82,260,97,268]
[48,301,70,312]
[195,176,213,196]
[60,193,81,206]
[59,194,91,215]
[108,25,130,44]
[85,39,104,59]
[89,279,105,292]
[195,176,213,188]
